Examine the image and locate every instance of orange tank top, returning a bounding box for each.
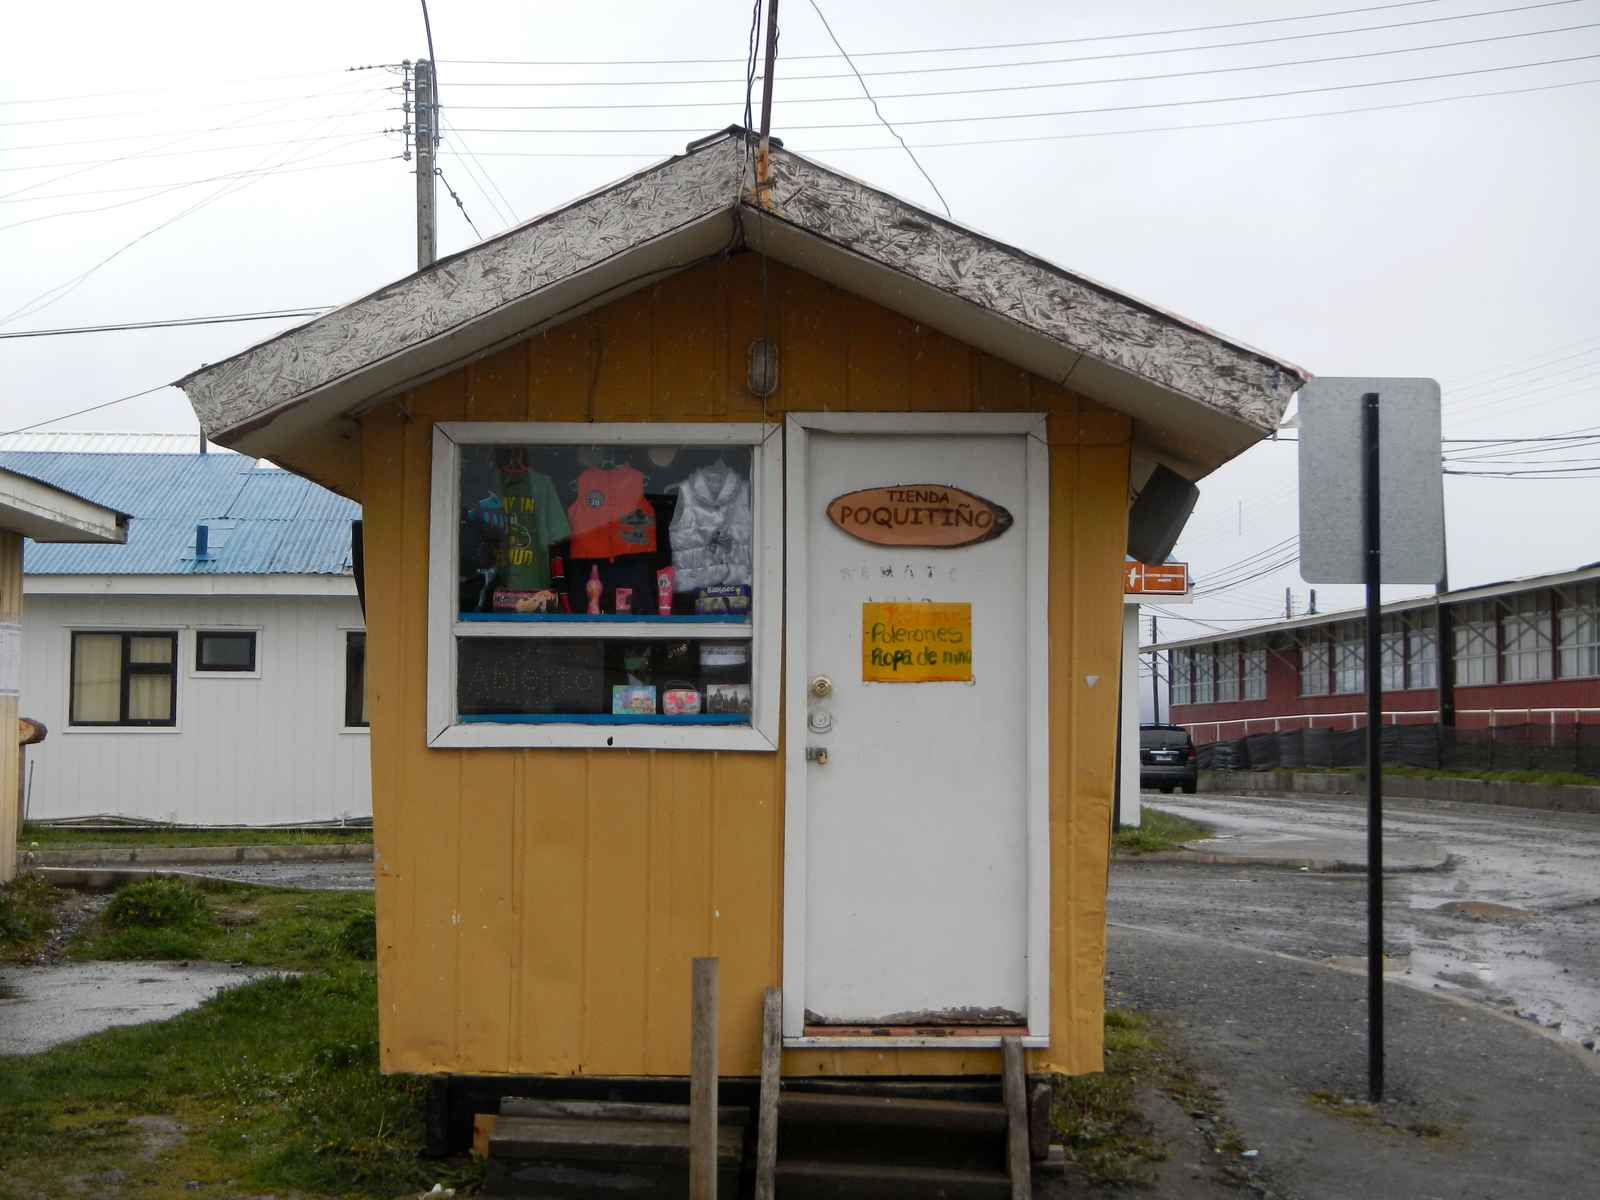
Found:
[567,465,657,559]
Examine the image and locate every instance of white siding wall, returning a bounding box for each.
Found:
[19,592,371,825]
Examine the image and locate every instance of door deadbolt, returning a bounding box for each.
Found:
[806,746,830,766]
[809,675,833,699]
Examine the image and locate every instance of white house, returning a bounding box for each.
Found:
[0,435,371,826]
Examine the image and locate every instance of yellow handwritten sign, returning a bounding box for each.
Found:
[862,602,973,683]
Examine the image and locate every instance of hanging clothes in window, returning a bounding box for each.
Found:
[669,459,753,592]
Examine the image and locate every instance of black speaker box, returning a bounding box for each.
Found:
[1128,464,1199,564]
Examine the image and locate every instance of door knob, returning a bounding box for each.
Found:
[806,746,830,766]
[809,675,833,699]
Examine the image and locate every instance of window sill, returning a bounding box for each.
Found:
[63,724,182,735]
[428,722,777,752]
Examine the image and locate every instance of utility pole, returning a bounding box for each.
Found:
[415,58,437,270]
[754,0,781,204]
[1150,613,1161,723]
[1285,587,1293,619]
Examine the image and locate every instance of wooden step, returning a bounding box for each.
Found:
[489,1114,742,1166]
[782,1091,1007,1135]
[776,1159,1011,1199]
[499,1096,749,1126]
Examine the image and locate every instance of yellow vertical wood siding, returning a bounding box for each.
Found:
[0,533,23,884]
[354,257,1129,1080]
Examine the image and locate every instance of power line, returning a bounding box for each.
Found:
[0,143,390,234]
[805,0,951,218]
[425,73,1600,159]
[0,65,386,108]
[1,98,380,328]
[3,96,391,154]
[439,116,517,228]
[0,151,399,207]
[435,167,483,240]
[433,0,1527,66]
[441,18,1600,111]
[439,51,1600,134]
[0,307,333,340]
[2,384,172,435]
[0,131,408,177]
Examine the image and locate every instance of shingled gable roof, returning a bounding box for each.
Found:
[177,127,1307,485]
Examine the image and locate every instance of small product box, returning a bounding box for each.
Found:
[694,584,752,616]
[705,683,752,715]
[611,685,657,715]
[662,687,702,716]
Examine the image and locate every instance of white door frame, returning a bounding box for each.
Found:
[782,411,1052,1049]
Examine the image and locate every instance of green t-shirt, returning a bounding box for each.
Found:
[496,466,570,591]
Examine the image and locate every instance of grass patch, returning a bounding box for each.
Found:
[1306,1089,1455,1141]
[0,873,62,962]
[21,824,371,850]
[0,965,481,1199]
[70,880,375,971]
[1050,1011,1170,1187]
[1114,807,1210,855]
[1052,1010,1252,1189]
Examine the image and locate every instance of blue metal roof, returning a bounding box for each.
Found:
[0,452,359,576]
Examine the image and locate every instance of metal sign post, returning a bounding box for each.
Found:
[1361,392,1384,1102]
[1299,375,1442,1106]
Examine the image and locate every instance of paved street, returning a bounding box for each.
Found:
[1117,792,1600,1047]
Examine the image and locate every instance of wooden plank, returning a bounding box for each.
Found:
[710,751,778,1075]
[499,1098,748,1125]
[472,1113,496,1158]
[490,1115,743,1164]
[644,753,713,1076]
[690,956,719,1200]
[581,751,651,1074]
[1002,1037,1031,1200]
[781,1092,1006,1134]
[755,986,782,1200]
[1028,1082,1051,1162]
[516,750,587,1073]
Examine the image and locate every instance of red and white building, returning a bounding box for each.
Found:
[1153,562,1600,745]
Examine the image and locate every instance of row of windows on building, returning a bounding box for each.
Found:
[1170,582,1600,706]
[67,629,368,729]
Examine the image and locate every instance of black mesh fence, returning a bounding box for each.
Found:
[1196,722,1600,779]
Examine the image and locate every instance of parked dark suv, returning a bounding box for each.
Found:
[1140,724,1197,794]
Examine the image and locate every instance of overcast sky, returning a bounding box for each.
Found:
[5,0,1597,655]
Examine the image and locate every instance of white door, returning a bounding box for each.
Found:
[784,415,1049,1038]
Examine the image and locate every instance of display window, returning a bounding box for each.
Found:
[428,423,780,750]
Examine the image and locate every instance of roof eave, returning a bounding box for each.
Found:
[0,467,126,544]
[179,132,1305,481]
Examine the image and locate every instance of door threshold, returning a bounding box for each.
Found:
[789,1026,1047,1051]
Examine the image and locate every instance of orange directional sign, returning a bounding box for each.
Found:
[1123,561,1189,595]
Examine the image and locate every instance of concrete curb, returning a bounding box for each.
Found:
[1199,769,1600,815]
[30,866,309,892]
[21,842,374,867]
[1115,848,1457,873]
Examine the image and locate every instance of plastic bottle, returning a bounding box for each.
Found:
[586,564,603,615]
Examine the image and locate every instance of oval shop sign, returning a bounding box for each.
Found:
[826,484,1014,549]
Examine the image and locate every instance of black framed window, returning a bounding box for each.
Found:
[195,630,257,673]
[70,631,178,726]
[345,632,368,727]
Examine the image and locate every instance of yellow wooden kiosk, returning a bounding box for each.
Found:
[179,127,1303,1193]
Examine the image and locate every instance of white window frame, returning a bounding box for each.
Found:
[1242,643,1267,701]
[188,626,263,680]
[1501,591,1553,683]
[1406,610,1438,690]
[426,422,783,751]
[63,626,183,734]
[340,626,371,735]
[1558,582,1600,679]
[1214,640,1240,703]
[1170,647,1192,708]
[1333,621,1365,695]
[1453,600,1497,687]
[1300,633,1332,697]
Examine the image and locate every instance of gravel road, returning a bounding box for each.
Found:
[1117,792,1600,1047]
